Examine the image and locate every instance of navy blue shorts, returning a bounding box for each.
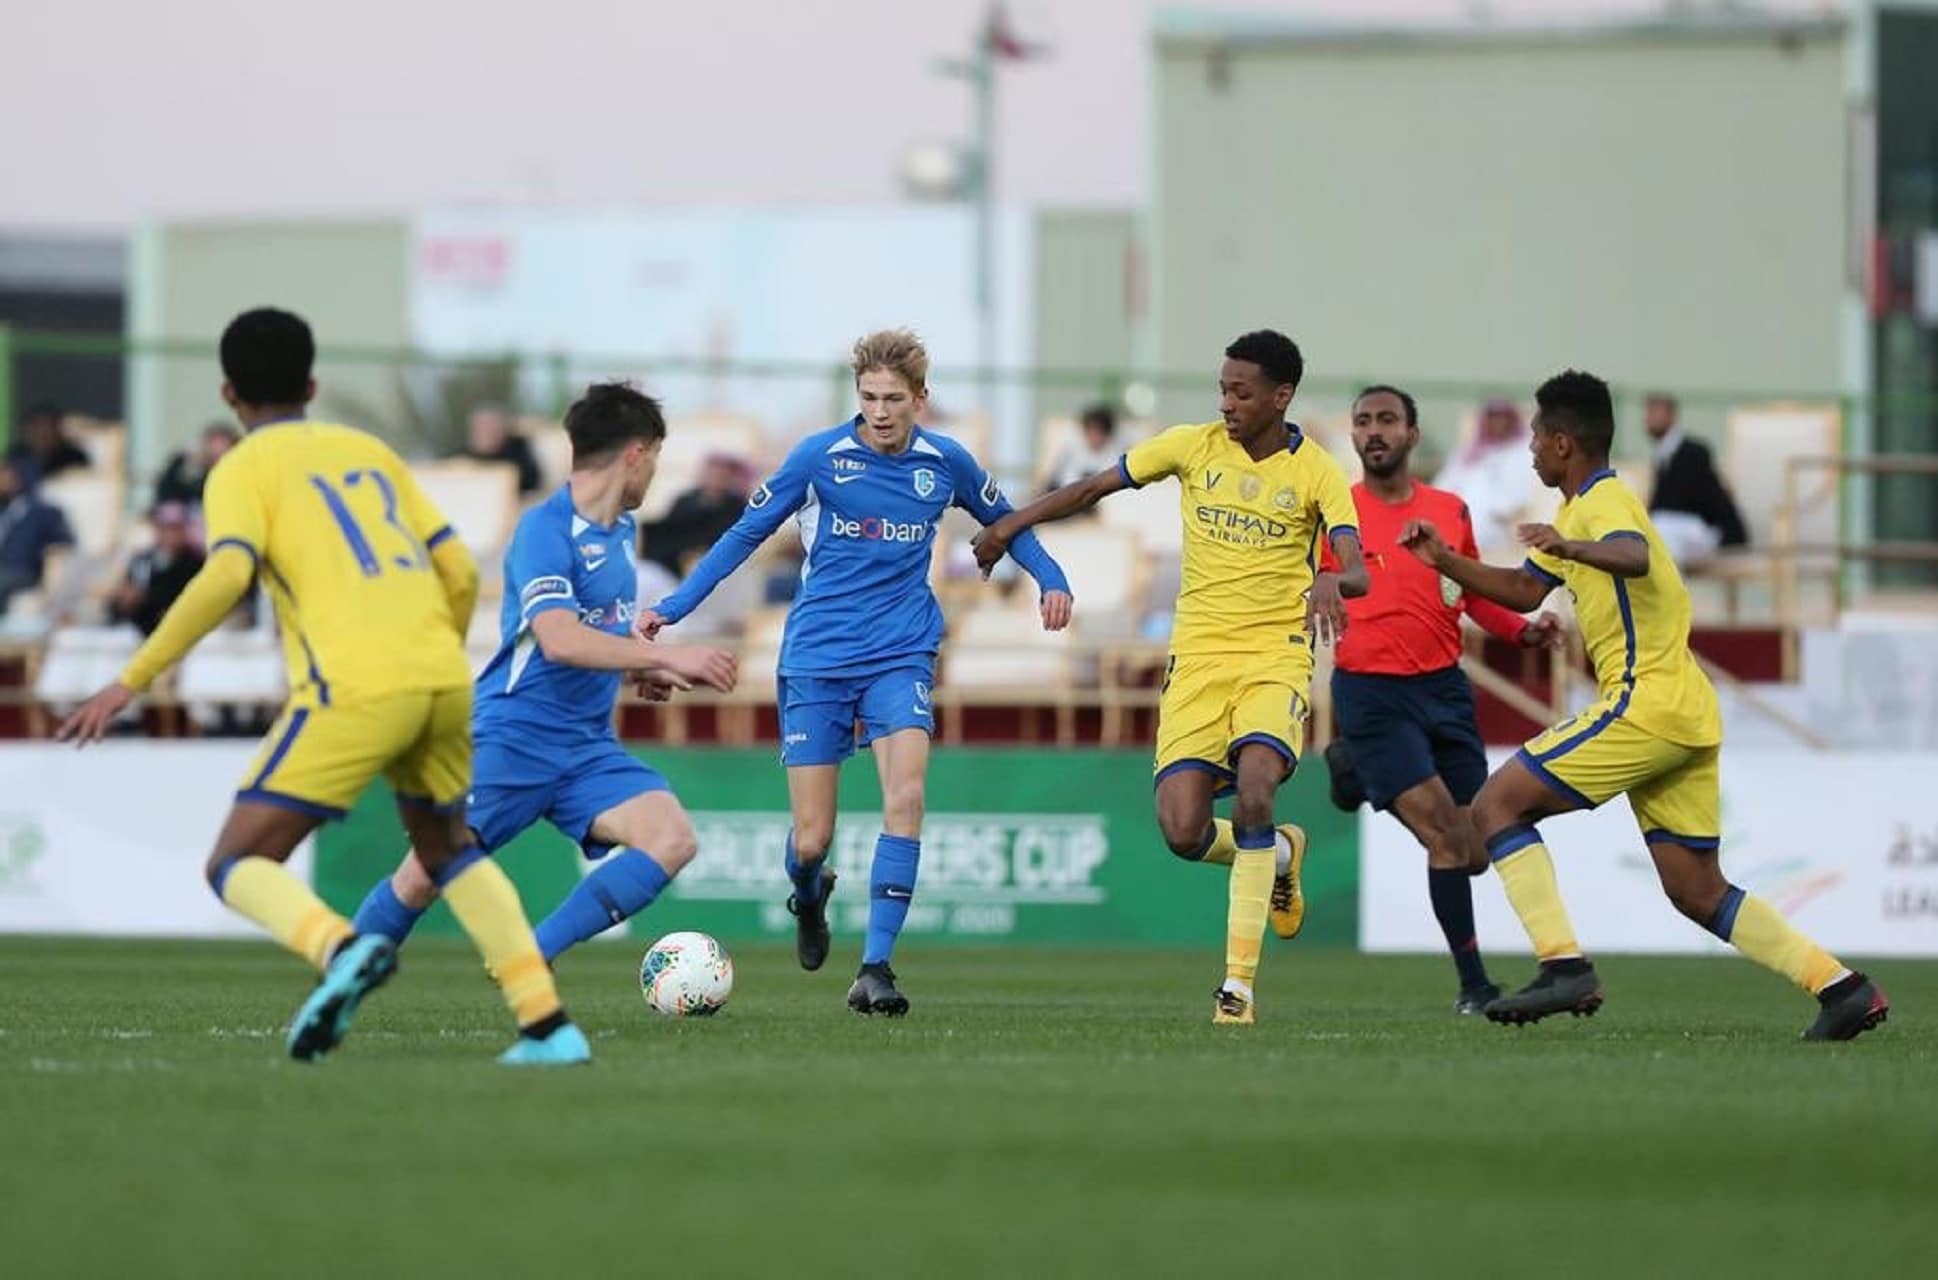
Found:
[1330,666,1488,811]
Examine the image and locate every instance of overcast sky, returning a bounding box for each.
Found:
[5,0,1827,231]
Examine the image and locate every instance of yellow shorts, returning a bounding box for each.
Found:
[1154,649,1312,793]
[237,686,473,820]
[1518,698,1720,847]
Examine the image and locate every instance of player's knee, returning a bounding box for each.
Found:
[791,820,834,863]
[882,775,926,833]
[393,854,438,910]
[652,819,699,874]
[1659,866,1726,923]
[1159,815,1209,860]
[1468,785,1516,841]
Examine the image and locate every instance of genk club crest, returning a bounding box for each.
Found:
[913,468,937,498]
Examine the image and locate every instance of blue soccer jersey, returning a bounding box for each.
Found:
[655,419,1069,677]
[474,486,639,767]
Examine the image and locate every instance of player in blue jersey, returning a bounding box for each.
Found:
[642,330,1072,1016]
[348,382,739,964]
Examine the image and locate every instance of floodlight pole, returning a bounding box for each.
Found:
[974,41,995,407]
[934,4,1018,419]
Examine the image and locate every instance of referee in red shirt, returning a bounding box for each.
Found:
[1325,387,1560,1013]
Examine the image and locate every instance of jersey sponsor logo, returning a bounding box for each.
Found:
[577,597,636,629]
[833,473,866,485]
[1193,505,1290,545]
[520,575,573,609]
[833,457,868,473]
[749,482,774,509]
[1239,474,1263,501]
[830,514,931,543]
[577,541,604,557]
[583,555,609,572]
[1204,470,1222,490]
[913,468,937,499]
[980,473,1002,506]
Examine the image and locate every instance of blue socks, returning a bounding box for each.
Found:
[353,847,674,963]
[785,831,826,905]
[351,876,427,944]
[535,848,671,963]
[863,834,921,966]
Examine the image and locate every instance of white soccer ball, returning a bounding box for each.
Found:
[639,931,734,1017]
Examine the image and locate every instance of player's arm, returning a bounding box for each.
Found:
[649,442,813,627]
[972,423,1189,580]
[507,527,734,688]
[1454,504,1555,646]
[1304,462,1368,644]
[949,448,1074,630]
[59,456,260,744]
[1399,518,1554,615]
[1518,522,1649,578]
[526,611,736,690]
[1307,530,1368,646]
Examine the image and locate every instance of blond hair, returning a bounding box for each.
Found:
[850,329,929,393]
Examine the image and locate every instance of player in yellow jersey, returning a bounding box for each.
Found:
[1400,370,1888,1040]
[58,307,592,1065]
[977,330,1368,1025]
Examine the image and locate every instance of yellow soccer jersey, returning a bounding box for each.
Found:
[201,420,472,703]
[1525,469,1721,747]
[1121,421,1358,657]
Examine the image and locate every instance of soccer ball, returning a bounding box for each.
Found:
[639,931,734,1017]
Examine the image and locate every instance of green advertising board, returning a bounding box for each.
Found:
[314,748,1358,950]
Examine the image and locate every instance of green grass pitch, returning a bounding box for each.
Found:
[3,938,1934,1278]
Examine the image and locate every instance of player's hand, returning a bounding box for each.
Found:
[653,644,739,693]
[56,682,134,747]
[1520,611,1565,650]
[634,608,667,641]
[1306,572,1348,647]
[971,516,1020,579]
[1040,590,1073,632]
[632,674,679,702]
[1516,523,1571,560]
[1396,519,1449,567]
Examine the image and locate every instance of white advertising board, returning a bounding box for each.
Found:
[1360,750,1938,957]
[0,744,313,936]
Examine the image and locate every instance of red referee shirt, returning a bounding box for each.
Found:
[1322,481,1528,676]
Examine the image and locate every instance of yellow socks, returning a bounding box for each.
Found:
[1483,825,1582,961]
[214,855,354,971]
[1706,885,1848,995]
[1224,826,1276,985]
[1193,818,1242,867]
[437,851,563,1028]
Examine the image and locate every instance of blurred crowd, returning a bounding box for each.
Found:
[3,389,1751,660]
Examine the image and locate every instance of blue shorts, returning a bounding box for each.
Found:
[1330,666,1488,811]
[777,662,935,767]
[468,737,671,859]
